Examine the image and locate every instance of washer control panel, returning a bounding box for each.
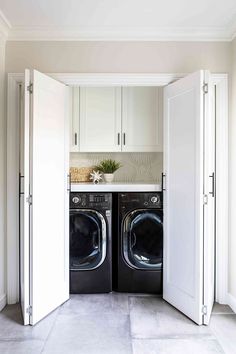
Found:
[70,193,112,209]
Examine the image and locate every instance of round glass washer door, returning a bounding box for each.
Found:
[122,209,163,270]
[70,210,106,271]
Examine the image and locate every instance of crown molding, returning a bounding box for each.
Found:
[4,25,236,42]
[0,9,11,40]
[0,9,234,42]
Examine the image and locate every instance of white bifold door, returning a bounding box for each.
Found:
[20,69,70,325]
[163,70,215,325]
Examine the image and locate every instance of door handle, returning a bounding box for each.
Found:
[161,173,166,191]
[67,173,71,192]
[118,133,120,145]
[209,172,215,197]
[19,173,24,195]
[74,133,77,146]
[123,133,126,145]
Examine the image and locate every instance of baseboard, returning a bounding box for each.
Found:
[227,293,236,313]
[0,293,6,311]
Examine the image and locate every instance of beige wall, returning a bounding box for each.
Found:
[5,41,231,74]
[4,40,235,304]
[0,40,6,310]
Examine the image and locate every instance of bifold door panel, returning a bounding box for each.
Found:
[21,69,69,325]
[163,70,215,325]
[20,70,30,325]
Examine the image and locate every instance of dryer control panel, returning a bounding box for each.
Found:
[119,192,162,212]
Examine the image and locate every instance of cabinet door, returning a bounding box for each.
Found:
[70,87,80,152]
[80,87,121,152]
[122,87,162,152]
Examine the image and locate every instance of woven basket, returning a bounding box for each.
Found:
[70,167,94,183]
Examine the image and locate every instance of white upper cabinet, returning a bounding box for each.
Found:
[122,87,163,152]
[70,86,162,152]
[80,87,122,152]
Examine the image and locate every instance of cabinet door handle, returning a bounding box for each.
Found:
[75,133,77,146]
[123,133,126,145]
[162,173,166,191]
[67,173,71,192]
[209,172,215,197]
[118,133,120,145]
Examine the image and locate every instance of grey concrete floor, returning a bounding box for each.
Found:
[0,294,235,354]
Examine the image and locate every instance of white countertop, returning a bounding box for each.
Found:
[71,182,161,192]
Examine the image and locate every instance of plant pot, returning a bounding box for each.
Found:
[103,173,114,183]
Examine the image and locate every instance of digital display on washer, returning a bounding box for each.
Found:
[89,195,105,203]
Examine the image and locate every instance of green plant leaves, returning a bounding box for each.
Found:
[95,159,122,174]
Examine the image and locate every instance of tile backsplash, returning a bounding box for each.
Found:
[70,152,163,183]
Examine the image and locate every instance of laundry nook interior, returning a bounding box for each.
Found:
[7,68,225,329]
[69,85,164,296]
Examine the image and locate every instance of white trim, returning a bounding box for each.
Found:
[4,25,236,42]
[214,75,229,304]
[50,73,185,86]
[227,293,236,313]
[0,293,7,311]
[7,73,23,304]
[7,72,228,309]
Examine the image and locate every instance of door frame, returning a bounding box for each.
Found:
[6,72,228,306]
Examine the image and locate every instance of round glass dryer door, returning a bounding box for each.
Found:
[122,209,163,270]
[70,210,106,271]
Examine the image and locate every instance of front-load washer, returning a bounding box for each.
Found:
[116,192,163,294]
[70,192,112,293]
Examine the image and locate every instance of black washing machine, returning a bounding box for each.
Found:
[115,192,163,294]
[70,193,112,293]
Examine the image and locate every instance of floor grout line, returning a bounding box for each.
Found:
[39,309,60,354]
[127,295,135,354]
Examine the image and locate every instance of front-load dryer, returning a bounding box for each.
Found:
[70,193,112,293]
[116,192,163,294]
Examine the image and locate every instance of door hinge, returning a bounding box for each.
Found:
[26,305,32,316]
[202,305,208,316]
[27,83,33,94]
[26,194,32,205]
[203,83,208,94]
[203,194,208,205]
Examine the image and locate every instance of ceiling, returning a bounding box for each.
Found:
[0,0,236,41]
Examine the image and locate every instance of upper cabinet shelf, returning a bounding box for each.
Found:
[70,86,163,153]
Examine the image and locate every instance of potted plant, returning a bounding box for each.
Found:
[96,159,122,183]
